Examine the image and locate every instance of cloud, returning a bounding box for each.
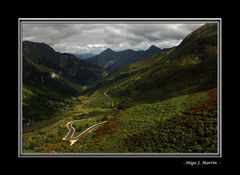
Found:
[22,22,204,54]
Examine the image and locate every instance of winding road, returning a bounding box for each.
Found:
[63,120,107,146]
[63,90,113,146]
[62,122,76,141]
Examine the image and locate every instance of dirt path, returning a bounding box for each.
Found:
[104,90,114,107]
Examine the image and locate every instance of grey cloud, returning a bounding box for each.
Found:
[23,23,204,54]
[125,24,202,42]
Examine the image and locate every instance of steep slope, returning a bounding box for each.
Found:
[71,23,218,153]
[23,88,217,153]
[86,45,162,73]
[22,41,105,122]
[23,41,104,85]
[75,88,217,153]
[22,23,219,153]
[94,23,217,108]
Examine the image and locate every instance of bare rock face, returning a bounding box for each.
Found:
[50,72,59,80]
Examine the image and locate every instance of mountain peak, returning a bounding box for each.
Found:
[104,48,115,52]
[23,40,49,47]
[86,45,163,73]
[147,45,161,51]
[145,45,162,55]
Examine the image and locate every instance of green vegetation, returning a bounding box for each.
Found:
[22,23,218,154]
[23,95,115,153]
[22,41,105,122]
[94,23,217,107]
[23,88,217,153]
[69,89,217,153]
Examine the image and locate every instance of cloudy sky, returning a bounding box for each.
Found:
[23,23,204,54]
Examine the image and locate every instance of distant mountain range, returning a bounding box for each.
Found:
[22,23,217,123]
[22,23,218,154]
[96,23,217,104]
[86,45,163,73]
[74,53,96,59]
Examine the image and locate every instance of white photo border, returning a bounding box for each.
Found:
[18,18,222,158]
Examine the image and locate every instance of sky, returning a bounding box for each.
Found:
[23,23,204,54]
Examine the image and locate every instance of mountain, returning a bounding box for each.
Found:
[86,45,162,73]
[73,23,218,152]
[146,45,162,54]
[23,41,104,85]
[95,23,217,106]
[23,23,218,154]
[73,54,83,59]
[74,53,96,59]
[22,41,105,121]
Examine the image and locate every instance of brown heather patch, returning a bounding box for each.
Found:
[185,88,217,115]
[200,45,217,58]
[46,143,61,152]
[93,112,123,138]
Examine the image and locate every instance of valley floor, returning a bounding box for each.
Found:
[22,88,218,153]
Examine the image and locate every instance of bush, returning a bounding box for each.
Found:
[101,116,108,122]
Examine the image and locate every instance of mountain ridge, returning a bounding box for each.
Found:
[22,23,219,154]
[22,41,105,121]
[95,23,217,107]
[86,45,163,73]
[74,53,96,59]
[23,41,105,85]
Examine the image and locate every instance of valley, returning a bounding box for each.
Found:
[23,87,217,153]
[21,23,219,154]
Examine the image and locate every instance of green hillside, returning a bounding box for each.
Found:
[73,88,217,153]
[94,23,217,108]
[22,41,105,122]
[23,54,85,122]
[22,23,218,154]
[23,88,217,153]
